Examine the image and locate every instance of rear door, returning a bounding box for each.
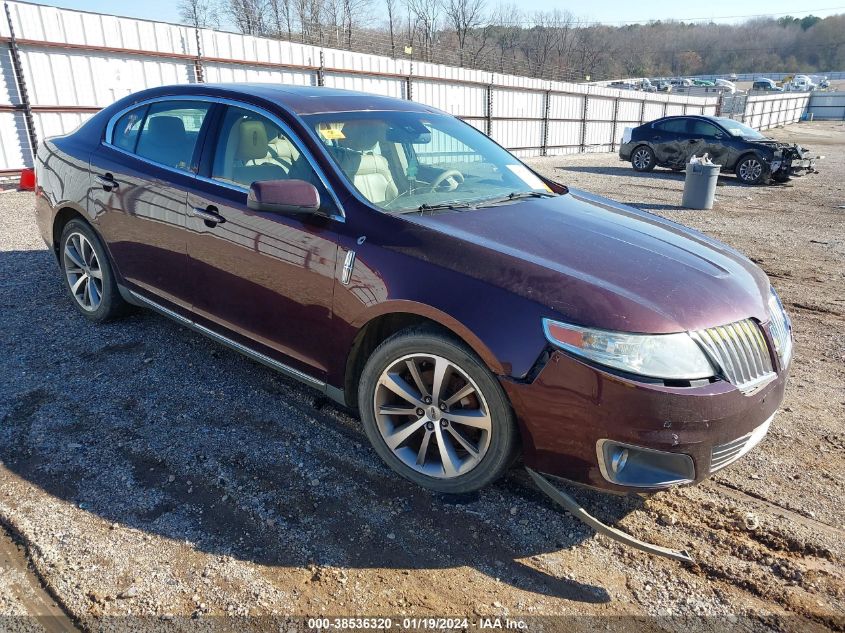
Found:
[90,99,213,311]
[650,118,691,166]
[183,103,341,380]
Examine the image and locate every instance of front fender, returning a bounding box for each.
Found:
[349,300,507,376]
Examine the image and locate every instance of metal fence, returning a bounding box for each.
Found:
[807,92,845,120]
[719,92,811,130]
[0,1,721,174]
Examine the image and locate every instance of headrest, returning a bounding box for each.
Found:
[339,120,385,152]
[236,120,269,162]
[147,116,185,142]
[354,154,390,176]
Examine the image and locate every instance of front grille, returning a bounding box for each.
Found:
[710,415,773,473]
[691,319,775,394]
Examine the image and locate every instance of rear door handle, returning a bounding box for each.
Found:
[95,173,117,191]
[192,205,226,227]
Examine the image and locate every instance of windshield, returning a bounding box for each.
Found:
[301,111,556,212]
[716,117,766,140]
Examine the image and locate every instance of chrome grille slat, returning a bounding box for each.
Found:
[691,318,775,394]
[731,323,754,383]
[710,415,774,473]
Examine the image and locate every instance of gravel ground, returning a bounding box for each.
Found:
[0,121,843,632]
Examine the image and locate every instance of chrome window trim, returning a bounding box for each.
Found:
[103,94,346,220]
[128,289,325,388]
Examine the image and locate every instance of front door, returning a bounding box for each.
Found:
[184,104,340,379]
[90,99,213,311]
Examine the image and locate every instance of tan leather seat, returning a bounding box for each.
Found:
[334,121,398,204]
[217,118,288,186]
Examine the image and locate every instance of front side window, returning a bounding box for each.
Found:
[302,111,554,212]
[689,120,722,137]
[211,106,319,189]
[133,100,211,171]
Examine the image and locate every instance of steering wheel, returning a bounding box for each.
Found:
[429,169,465,193]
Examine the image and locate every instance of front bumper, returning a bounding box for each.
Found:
[501,349,788,493]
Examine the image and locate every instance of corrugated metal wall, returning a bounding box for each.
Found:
[0,0,721,171]
[730,93,811,130]
[807,92,845,120]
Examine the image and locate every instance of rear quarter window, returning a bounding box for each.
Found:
[654,119,688,134]
[112,106,148,152]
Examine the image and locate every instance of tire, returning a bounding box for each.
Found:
[631,145,656,172]
[59,218,128,322]
[735,155,768,185]
[358,328,519,494]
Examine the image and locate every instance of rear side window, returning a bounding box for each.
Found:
[133,101,211,171]
[112,106,147,152]
[654,119,688,134]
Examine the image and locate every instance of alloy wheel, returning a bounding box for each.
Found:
[63,232,103,312]
[373,353,492,479]
[739,158,762,182]
[633,148,651,170]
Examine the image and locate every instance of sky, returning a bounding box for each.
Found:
[25,0,845,27]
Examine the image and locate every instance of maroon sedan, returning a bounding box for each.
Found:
[34,84,792,497]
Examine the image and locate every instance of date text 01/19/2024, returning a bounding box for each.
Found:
[306,618,528,630]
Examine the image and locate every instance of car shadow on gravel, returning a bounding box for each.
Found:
[558,165,750,188]
[0,249,631,604]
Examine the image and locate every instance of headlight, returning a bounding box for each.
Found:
[542,318,714,380]
[767,287,793,366]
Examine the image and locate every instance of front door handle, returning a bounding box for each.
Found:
[95,173,117,191]
[192,205,226,227]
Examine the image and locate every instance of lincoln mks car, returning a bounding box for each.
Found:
[35,84,792,495]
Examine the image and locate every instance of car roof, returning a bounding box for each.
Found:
[652,115,724,125]
[133,83,440,116]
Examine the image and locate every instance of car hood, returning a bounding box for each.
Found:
[401,188,771,334]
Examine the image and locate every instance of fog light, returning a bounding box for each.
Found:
[610,447,629,474]
[597,440,695,488]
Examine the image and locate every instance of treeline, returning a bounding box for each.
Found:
[178,0,845,81]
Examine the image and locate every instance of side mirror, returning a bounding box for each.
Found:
[247,179,321,215]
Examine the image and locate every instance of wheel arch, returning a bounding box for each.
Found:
[51,205,88,258]
[732,150,766,173]
[343,302,506,410]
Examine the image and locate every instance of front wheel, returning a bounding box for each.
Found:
[735,156,768,185]
[631,146,656,172]
[358,329,518,494]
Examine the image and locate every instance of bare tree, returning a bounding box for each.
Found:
[490,4,521,73]
[521,12,556,76]
[268,0,293,38]
[227,0,268,34]
[178,0,220,28]
[441,0,486,66]
[406,0,440,61]
[385,0,398,55]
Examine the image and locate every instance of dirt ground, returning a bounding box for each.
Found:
[0,121,843,632]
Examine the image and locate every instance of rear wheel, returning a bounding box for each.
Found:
[631,146,656,172]
[358,329,518,494]
[60,219,127,322]
[735,155,767,185]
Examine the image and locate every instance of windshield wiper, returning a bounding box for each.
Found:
[415,201,475,212]
[476,190,557,207]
